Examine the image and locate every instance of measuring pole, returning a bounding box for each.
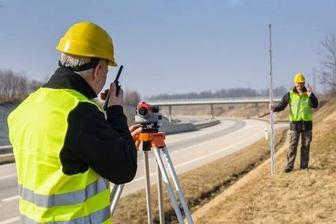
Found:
[268,24,275,176]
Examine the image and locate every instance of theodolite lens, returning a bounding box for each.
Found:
[138,107,148,116]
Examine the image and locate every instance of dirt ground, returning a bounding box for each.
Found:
[193,97,336,224]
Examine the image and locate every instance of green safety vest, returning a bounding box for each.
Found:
[8,88,111,223]
[289,90,313,122]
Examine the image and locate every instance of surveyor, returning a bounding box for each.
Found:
[270,72,318,173]
[8,21,141,223]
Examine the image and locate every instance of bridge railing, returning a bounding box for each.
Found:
[147,97,282,106]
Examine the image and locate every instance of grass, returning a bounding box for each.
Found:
[111,126,288,223]
[194,97,336,224]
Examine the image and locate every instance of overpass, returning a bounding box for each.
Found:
[0,97,282,157]
[147,97,282,121]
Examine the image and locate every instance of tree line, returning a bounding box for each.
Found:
[0,69,141,106]
[147,86,287,100]
[0,69,42,103]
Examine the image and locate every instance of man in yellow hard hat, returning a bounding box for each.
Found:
[8,21,141,223]
[270,72,318,173]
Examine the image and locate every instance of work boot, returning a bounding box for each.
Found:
[284,167,292,173]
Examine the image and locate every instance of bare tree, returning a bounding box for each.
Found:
[0,69,42,103]
[29,80,43,92]
[124,89,141,106]
[0,69,15,101]
[319,33,336,94]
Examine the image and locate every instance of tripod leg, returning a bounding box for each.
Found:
[144,150,153,224]
[110,184,125,216]
[153,148,184,224]
[157,163,165,224]
[162,147,194,224]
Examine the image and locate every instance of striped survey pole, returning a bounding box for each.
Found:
[268,24,276,176]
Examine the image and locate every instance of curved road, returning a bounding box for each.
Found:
[0,118,277,223]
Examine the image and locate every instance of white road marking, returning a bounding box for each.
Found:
[1,195,19,202]
[0,216,20,224]
[174,132,262,168]
[133,173,156,183]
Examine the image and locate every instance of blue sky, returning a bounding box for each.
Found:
[0,0,335,97]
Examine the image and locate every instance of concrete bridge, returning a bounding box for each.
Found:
[147,97,282,121]
[0,97,282,156]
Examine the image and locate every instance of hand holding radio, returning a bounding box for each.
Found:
[103,65,124,110]
[307,84,313,97]
[108,83,124,107]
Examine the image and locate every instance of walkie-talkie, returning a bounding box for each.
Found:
[103,65,124,110]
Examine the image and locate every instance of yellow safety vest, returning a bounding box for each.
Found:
[8,88,111,223]
[289,90,313,122]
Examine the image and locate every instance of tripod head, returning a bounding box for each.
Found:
[135,101,162,133]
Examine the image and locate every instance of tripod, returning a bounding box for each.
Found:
[110,132,194,224]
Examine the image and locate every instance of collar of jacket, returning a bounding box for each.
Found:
[292,86,307,94]
[43,67,97,99]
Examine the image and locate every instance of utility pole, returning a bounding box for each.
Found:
[268,24,275,176]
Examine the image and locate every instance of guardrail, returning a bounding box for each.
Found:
[0,145,14,164]
[0,145,12,152]
[0,119,221,164]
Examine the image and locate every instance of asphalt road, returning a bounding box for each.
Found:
[0,118,277,223]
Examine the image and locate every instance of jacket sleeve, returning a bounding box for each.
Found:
[64,103,137,184]
[309,93,318,108]
[273,92,289,112]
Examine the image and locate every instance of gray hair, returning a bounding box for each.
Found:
[60,53,94,78]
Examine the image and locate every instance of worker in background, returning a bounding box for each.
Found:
[270,72,318,173]
[7,21,141,223]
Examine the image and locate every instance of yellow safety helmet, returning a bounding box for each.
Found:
[294,72,305,83]
[56,21,117,66]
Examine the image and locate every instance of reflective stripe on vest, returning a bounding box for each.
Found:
[18,178,108,207]
[289,90,313,121]
[8,88,111,223]
[20,206,110,224]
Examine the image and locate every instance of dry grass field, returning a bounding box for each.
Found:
[193,97,336,224]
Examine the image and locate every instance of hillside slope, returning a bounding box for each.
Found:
[193,97,336,223]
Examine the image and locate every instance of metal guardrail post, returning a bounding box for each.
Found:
[210,104,214,119]
[0,145,14,164]
[168,105,172,122]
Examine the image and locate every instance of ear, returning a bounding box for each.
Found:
[92,63,103,82]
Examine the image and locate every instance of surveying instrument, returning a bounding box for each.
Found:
[110,101,194,224]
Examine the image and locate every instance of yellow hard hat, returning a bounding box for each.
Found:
[294,72,305,83]
[56,21,117,66]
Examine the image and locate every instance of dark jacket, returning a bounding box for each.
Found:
[43,67,137,184]
[273,87,318,132]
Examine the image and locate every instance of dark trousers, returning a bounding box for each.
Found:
[286,130,312,170]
